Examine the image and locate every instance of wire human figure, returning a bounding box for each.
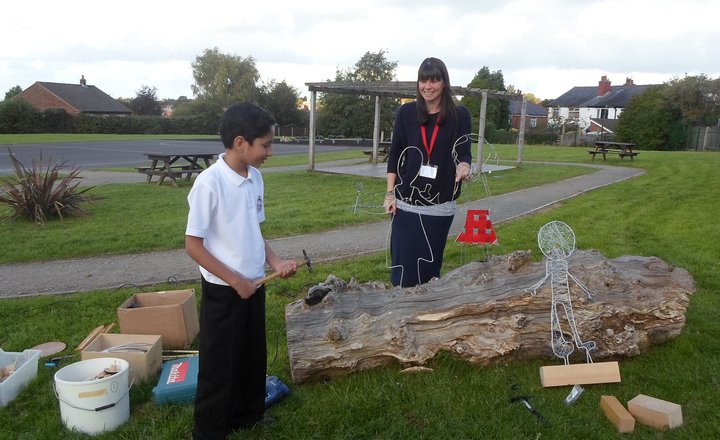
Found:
[525,221,597,365]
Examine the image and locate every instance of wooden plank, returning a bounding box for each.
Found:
[627,394,683,430]
[539,361,621,387]
[75,323,115,352]
[600,395,635,433]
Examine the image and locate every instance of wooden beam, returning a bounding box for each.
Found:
[600,395,635,433]
[539,361,621,387]
[627,394,683,430]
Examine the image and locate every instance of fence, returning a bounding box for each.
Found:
[686,126,720,151]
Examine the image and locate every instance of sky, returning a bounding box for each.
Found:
[2,0,719,102]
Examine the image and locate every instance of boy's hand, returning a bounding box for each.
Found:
[231,276,259,299]
[272,259,298,279]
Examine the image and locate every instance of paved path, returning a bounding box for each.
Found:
[0,162,643,298]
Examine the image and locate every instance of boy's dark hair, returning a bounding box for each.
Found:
[218,102,277,148]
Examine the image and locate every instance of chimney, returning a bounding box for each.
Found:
[80,75,87,87]
[598,75,611,96]
[624,77,634,86]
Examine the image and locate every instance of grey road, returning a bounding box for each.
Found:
[0,140,361,174]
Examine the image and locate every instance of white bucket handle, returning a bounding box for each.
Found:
[54,376,135,412]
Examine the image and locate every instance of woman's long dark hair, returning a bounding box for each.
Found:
[416,57,458,125]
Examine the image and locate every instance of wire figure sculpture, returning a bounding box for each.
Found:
[453,134,499,263]
[351,183,387,215]
[525,221,597,365]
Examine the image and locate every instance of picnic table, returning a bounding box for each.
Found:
[363,141,390,163]
[588,141,638,161]
[137,152,216,187]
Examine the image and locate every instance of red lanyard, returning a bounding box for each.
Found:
[420,119,440,158]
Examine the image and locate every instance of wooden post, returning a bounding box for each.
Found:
[600,395,635,433]
[539,361,621,387]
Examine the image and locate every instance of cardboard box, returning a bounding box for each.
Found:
[80,333,162,383]
[0,349,42,407]
[118,289,199,349]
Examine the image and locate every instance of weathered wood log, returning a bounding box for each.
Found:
[285,250,695,384]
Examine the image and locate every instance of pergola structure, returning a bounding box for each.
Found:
[304,80,528,170]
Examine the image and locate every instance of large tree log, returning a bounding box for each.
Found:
[285,250,695,384]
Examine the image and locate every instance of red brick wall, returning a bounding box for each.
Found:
[16,83,80,116]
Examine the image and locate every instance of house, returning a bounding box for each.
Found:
[547,76,653,135]
[509,99,548,131]
[15,75,132,116]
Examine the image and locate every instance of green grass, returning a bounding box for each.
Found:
[0,156,590,264]
[1,144,719,439]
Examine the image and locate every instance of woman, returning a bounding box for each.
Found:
[384,57,472,287]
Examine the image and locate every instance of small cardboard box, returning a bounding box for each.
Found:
[0,349,42,407]
[118,289,199,349]
[80,333,162,383]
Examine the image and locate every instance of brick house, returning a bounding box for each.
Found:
[509,100,548,131]
[15,75,132,116]
[547,76,654,136]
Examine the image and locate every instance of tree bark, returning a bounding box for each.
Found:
[285,250,695,384]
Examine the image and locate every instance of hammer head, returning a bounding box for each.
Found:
[302,249,314,273]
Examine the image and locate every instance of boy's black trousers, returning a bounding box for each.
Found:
[193,278,267,440]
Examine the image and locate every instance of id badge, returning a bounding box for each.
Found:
[419,164,438,179]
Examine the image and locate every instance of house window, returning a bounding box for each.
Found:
[598,108,608,119]
[530,117,537,128]
[569,108,580,119]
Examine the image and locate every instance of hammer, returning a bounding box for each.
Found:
[255,249,313,286]
[510,395,546,423]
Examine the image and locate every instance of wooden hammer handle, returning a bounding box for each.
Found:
[254,259,308,286]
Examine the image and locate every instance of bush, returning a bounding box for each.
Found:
[0,99,42,133]
[0,149,92,222]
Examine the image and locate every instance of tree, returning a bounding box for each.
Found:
[318,50,399,138]
[258,80,305,129]
[178,48,262,132]
[616,74,720,150]
[191,47,260,110]
[616,85,683,150]
[664,74,720,128]
[128,85,163,116]
[460,67,510,130]
[4,85,22,101]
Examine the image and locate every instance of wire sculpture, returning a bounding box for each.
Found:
[453,135,499,263]
[525,220,597,365]
[385,133,495,286]
[351,183,387,215]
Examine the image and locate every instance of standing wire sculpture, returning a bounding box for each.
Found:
[525,221,597,365]
[453,134,499,263]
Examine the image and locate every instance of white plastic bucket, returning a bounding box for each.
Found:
[54,357,132,436]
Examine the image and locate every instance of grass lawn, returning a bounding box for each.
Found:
[0,143,719,439]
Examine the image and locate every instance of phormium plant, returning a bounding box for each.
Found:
[0,148,92,222]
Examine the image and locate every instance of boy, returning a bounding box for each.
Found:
[185,102,297,439]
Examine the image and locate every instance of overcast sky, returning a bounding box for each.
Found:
[2,0,718,102]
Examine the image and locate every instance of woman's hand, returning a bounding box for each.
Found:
[455,162,471,182]
[383,191,397,214]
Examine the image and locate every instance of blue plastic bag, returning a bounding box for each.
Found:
[265,375,290,408]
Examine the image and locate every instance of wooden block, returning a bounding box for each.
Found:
[540,361,621,387]
[75,323,115,352]
[627,394,683,430]
[600,395,635,433]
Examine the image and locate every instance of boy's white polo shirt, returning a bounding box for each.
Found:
[186,153,266,285]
